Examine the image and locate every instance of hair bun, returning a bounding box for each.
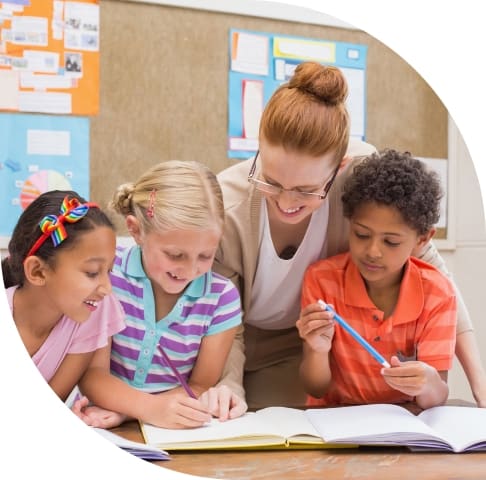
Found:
[288,62,348,105]
[111,182,135,215]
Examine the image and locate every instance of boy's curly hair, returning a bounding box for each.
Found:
[342,149,443,235]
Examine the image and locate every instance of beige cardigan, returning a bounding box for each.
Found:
[214,141,472,398]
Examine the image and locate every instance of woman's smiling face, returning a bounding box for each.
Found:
[258,141,338,225]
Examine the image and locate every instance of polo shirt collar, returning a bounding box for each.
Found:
[120,245,146,278]
[344,256,424,325]
[393,259,424,324]
[183,271,211,298]
[119,244,212,298]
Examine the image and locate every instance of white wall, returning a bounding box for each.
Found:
[442,119,486,402]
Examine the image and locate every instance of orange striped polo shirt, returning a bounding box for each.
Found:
[302,252,457,407]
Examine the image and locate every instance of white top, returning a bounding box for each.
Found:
[247,199,329,330]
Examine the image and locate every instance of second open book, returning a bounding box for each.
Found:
[140,403,486,452]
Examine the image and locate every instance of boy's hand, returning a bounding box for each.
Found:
[381,355,437,397]
[296,302,335,353]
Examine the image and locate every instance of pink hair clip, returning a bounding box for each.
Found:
[146,189,156,218]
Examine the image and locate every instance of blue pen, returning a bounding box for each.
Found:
[318,299,391,368]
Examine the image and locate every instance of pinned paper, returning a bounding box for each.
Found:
[231,31,269,76]
[274,37,335,63]
[0,70,19,110]
[242,80,263,139]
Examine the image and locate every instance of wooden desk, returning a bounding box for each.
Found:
[111,419,486,480]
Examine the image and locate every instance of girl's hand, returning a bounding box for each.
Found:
[146,391,212,429]
[72,396,127,428]
[199,385,248,422]
[71,394,90,417]
[296,303,335,353]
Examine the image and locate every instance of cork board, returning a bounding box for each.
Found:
[92,1,448,232]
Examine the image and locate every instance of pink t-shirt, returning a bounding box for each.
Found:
[6,286,126,382]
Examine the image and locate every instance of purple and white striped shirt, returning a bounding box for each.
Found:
[109,245,242,393]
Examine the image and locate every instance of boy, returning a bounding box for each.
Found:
[297,150,456,410]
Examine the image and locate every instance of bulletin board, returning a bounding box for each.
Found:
[0,0,100,115]
[228,28,367,158]
[90,0,448,236]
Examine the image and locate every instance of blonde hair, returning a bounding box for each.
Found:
[260,61,349,162]
[110,160,224,234]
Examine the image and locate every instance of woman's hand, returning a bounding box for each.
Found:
[199,385,248,422]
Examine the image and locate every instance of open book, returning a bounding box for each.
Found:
[305,403,486,453]
[141,403,486,453]
[140,406,353,451]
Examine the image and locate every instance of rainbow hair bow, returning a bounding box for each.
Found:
[24,196,99,261]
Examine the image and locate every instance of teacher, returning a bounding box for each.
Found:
[214,61,485,409]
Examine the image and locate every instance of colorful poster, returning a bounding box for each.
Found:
[0,113,89,245]
[228,29,367,159]
[0,0,99,115]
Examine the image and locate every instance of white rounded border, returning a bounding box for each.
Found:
[1,1,483,479]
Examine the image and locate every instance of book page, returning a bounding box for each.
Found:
[418,406,486,452]
[141,407,322,449]
[254,407,323,442]
[305,404,447,447]
[142,412,286,448]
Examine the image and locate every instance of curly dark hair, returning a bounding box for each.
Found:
[342,149,443,235]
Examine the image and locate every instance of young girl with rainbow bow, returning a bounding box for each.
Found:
[2,190,125,402]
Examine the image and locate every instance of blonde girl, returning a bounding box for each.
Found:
[75,161,247,429]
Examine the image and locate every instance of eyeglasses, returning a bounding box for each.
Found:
[247,151,340,201]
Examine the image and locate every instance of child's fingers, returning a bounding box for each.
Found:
[382,361,422,378]
[179,396,212,419]
[71,395,89,416]
[299,318,334,336]
[302,303,335,319]
[175,401,212,427]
